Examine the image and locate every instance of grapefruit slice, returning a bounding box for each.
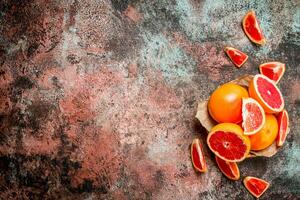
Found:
[242,10,266,45]
[215,156,240,180]
[243,176,270,198]
[249,74,284,113]
[207,123,251,162]
[259,62,285,84]
[224,47,248,68]
[191,138,207,173]
[276,110,289,147]
[242,98,265,135]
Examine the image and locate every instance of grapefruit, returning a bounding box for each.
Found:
[249,114,278,151]
[191,138,207,173]
[276,109,289,147]
[249,74,284,113]
[259,62,285,84]
[208,83,249,123]
[242,98,265,135]
[243,176,270,198]
[242,10,266,45]
[215,156,240,180]
[207,123,251,162]
[224,47,248,68]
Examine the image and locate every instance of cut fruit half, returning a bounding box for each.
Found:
[215,156,240,180]
[207,123,251,162]
[242,98,265,135]
[276,110,289,147]
[243,176,270,198]
[249,74,284,113]
[191,138,207,173]
[242,10,266,45]
[225,47,248,68]
[259,62,285,84]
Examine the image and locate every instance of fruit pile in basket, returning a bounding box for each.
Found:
[191,10,290,198]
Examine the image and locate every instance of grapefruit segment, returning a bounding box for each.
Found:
[276,110,289,147]
[243,176,270,198]
[242,10,266,45]
[215,156,240,180]
[191,138,207,173]
[207,123,251,162]
[249,74,284,113]
[242,98,265,135]
[259,62,285,84]
[225,47,248,68]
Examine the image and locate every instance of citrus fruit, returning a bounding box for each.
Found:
[208,83,249,123]
[224,47,248,68]
[249,74,284,113]
[242,98,265,135]
[207,123,251,162]
[259,62,285,84]
[215,156,240,180]
[249,114,278,150]
[191,138,207,173]
[243,176,270,198]
[276,109,289,147]
[242,10,266,45]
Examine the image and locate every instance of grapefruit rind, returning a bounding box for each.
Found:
[242,10,266,45]
[249,74,284,113]
[207,123,251,162]
[215,156,240,180]
[191,138,207,173]
[243,176,270,198]
[276,110,289,147]
[242,97,266,135]
[259,62,285,84]
[225,47,248,68]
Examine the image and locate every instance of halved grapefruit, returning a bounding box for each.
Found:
[191,138,207,172]
[276,110,289,147]
[242,10,266,45]
[249,74,284,113]
[215,156,240,180]
[225,47,248,68]
[242,98,265,135]
[207,123,251,162]
[243,176,270,198]
[259,62,285,84]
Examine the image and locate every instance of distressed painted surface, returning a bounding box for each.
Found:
[0,0,299,199]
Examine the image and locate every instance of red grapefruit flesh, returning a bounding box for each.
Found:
[276,109,289,147]
[225,47,248,68]
[259,62,285,84]
[249,74,284,113]
[243,176,270,198]
[215,156,240,180]
[191,138,207,173]
[207,123,251,162]
[242,10,266,45]
[242,98,265,135]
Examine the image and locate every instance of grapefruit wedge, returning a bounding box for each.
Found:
[243,176,270,198]
[242,10,266,45]
[249,74,284,113]
[259,62,285,84]
[191,138,207,172]
[276,110,289,147]
[207,123,251,162]
[242,98,265,135]
[215,156,240,180]
[225,47,248,68]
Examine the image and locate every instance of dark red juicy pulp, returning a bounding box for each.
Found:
[245,178,268,197]
[257,77,283,109]
[216,156,237,179]
[244,12,264,42]
[227,48,247,66]
[192,144,203,170]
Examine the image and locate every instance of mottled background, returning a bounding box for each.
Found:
[0,0,299,199]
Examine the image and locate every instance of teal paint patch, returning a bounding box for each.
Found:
[284,143,300,179]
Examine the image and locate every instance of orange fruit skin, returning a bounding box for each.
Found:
[249,114,278,150]
[208,83,249,123]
